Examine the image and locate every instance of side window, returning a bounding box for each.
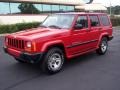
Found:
[90,15,100,27]
[76,16,88,29]
[100,15,110,26]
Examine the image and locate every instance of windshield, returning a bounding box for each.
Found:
[40,14,75,29]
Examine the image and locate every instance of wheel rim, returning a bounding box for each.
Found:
[48,53,62,71]
[101,41,107,53]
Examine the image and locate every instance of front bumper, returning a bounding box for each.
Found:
[3,47,44,63]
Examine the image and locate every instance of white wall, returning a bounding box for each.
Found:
[0,15,48,25]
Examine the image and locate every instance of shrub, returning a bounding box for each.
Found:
[0,18,120,34]
[111,17,120,26]
[0,22,40,34]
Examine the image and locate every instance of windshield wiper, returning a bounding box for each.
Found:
[48,25,61,29]
[39,25,47,28]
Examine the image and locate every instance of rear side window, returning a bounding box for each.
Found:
[100,15,110,26]
[90,15,100,27]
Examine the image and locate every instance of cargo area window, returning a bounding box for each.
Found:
[100,15,110,26]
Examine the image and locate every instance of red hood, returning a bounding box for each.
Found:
[10,27,69,40]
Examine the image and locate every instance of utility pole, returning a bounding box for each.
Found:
[109,0,112,16]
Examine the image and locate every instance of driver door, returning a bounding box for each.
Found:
[69,15,91,55]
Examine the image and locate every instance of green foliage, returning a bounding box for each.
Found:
[0,22,40,34]
[107,6,120,15]
[0,18,120,34]
[18,3,40,14]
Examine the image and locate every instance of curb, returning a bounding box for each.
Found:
[0,34,9,37]
[113,26,120,28]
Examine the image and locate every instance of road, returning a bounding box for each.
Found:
[0,28,120,90]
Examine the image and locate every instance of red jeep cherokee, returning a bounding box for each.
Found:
[4,13,113,74]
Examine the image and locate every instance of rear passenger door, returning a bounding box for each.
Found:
[88,15,101,48]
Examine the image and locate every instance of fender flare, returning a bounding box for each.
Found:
[97,33,109,48]
[41,40,65,52]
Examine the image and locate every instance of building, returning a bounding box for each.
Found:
[75,3,107,12]
[0,0,86,15]
[0,0,94,24]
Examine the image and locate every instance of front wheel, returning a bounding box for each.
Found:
[41,47,65,74]
[96,37,108,55]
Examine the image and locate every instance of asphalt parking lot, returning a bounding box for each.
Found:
[0,28,120,90]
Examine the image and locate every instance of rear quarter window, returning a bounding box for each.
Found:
[99,15,110,26]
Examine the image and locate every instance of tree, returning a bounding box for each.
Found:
[18,3,40,14]
[107,5,120,15]
[114,6,120,15]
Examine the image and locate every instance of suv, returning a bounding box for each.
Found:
[4,13,113,74]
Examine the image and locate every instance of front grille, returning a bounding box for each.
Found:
[8,38,25,49]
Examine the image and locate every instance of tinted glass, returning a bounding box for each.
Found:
[0,2,10,14]
[76,16,88,28]
[0,2,75,14]
[10,3,21,14]
[60,5,67,11]
[66,6,74,11]
[100,15,110,26]
[43,4,51,11]
[34,4,42,12]
[90,15,100,27]
[52,5,60,11]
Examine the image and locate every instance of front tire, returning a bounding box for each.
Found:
[41,47,65,74]
[96,37,108,55]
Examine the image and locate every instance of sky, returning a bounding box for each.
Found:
[93,0,120,7]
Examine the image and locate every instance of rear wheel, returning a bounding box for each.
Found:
[41,47,65,74]
[96,37,108,55]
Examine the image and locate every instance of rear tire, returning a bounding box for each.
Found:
[96,37,108,55]
[41,47,65,74]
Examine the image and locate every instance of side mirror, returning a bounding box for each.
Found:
[74,24,83,29]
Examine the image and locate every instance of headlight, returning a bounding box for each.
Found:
[25,41,36,52]
[26,41,32,48]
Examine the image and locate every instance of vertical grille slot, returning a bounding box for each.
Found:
[7,38,25,49]
[22,40,24,49]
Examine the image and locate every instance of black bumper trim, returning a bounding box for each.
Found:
[3,47,44,63]
[3,46,8,53]
[108,36,114,41]
[19,52,44,63]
